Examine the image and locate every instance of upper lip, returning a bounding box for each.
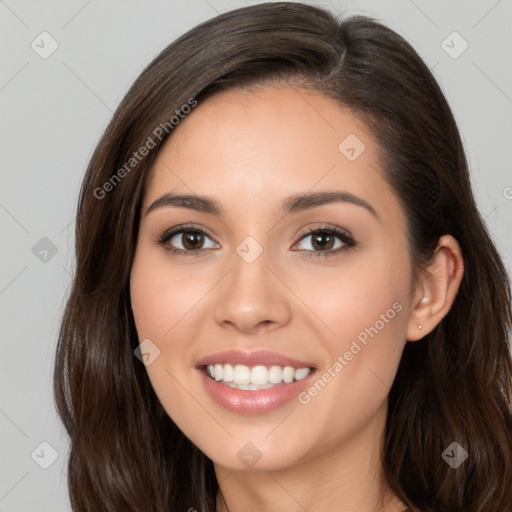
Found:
[195,350,316,369]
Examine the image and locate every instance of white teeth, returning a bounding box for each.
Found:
[233,364,250,385]
[250,365,268,385]
[283,366,294,383]
[222,363,234,382]
[205,363,312,388]
[228,383,276,390]
[294,367,310,381]
[268,365,283,384]
[214,364,223,381]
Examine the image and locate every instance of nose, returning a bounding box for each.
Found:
[213,248,292,335]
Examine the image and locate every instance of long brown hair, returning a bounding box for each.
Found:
[53,3,512,511]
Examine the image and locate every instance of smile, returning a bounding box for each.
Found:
[206,363,312,390]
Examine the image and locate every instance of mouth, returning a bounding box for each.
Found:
[201,363,316,390]
[195,351,318,414]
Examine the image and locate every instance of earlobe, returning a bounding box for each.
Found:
[406,284,433,342]
[406,235,464,342]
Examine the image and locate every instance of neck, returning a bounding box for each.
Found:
[214,402,406,512]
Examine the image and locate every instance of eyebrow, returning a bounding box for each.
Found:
[145,190,378,219]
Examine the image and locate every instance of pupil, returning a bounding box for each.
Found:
[313,233,333,251]
[183,231,203,250]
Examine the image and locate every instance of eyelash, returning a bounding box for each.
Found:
[157,223,356,259]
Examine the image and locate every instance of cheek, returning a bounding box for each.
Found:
[292,247,410,347]
[288,266,409,451]
[293,246,411,406]
[130,247,205,340]
[130,249,206,430]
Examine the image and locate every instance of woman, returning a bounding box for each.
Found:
[53,3,512,511]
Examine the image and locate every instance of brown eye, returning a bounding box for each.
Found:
[310,232,336,251]
[158,226,219,254]
[181,231,205,250]
[293,226,356,258]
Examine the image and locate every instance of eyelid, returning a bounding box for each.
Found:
[294,223,353,243]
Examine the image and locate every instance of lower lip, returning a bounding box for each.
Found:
[197,368,316,415]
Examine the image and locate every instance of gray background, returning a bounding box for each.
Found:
[1,0,510,510]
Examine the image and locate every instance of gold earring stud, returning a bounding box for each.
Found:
[418,324,422,330]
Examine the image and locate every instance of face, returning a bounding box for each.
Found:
[130,86,416,472]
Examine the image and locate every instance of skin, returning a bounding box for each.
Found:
[130,86,464,512]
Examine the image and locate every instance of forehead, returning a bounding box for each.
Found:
[143,86,401,225]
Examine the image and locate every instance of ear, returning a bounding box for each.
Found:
[406,235,464,341]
